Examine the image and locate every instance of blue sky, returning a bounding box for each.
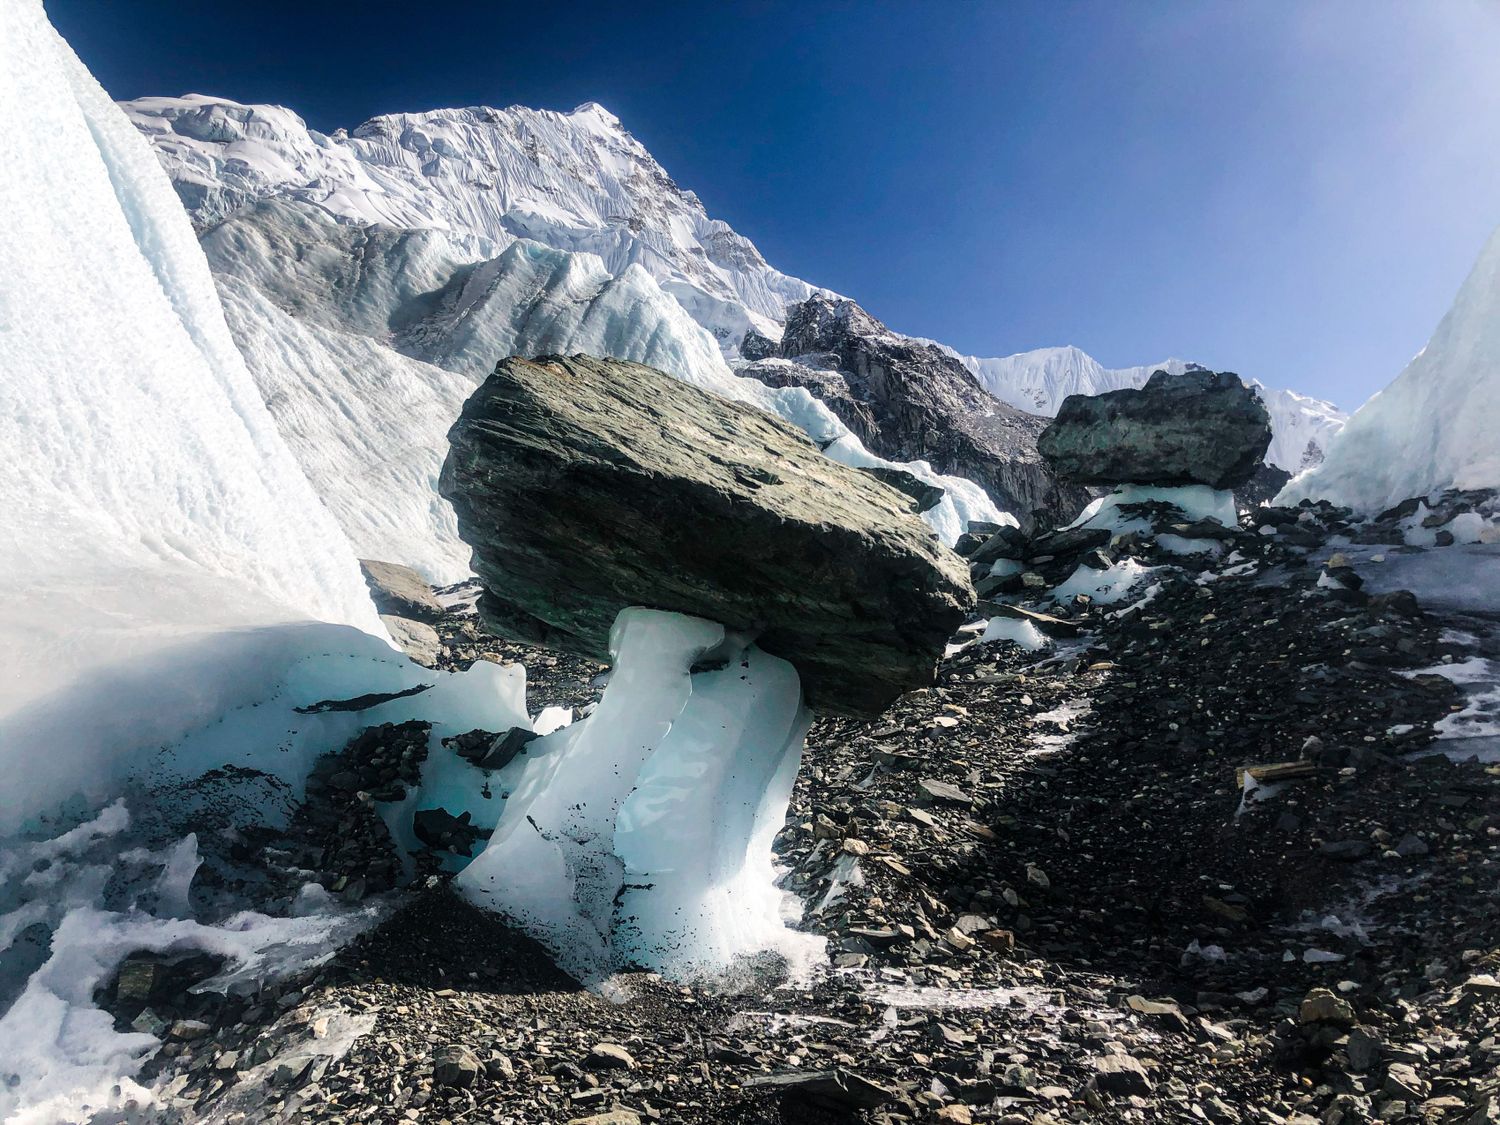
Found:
[50,0,1500,409]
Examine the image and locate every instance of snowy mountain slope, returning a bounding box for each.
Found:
[200,201,1001,577]
[124,95,821,351]
[0,1,381,828]
[940,344,1346,473]
[1279,224,1500,510]
[125,92,1340,509]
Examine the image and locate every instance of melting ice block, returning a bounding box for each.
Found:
[458,608,822,981]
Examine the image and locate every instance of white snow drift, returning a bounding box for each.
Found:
[1280,223,1500,511]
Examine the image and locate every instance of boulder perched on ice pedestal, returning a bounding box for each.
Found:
[1038,369,1272,489]
[440,354,974,717]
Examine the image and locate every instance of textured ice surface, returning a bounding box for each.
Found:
[0,638,527,1123]
[460,609,823,982]
[979,617,1051,650]
[0,801,386,1124]
[1067,484,1238,536]
[0,0,386,830]
[1281,224,1500,509]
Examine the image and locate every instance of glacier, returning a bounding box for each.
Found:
[0,0,390,829]
[1279,223,1500,511]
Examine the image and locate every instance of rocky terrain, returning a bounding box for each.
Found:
[89,476,1500,1125]
[740,297,1092,528]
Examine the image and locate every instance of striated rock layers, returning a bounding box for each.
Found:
[1038,369,1272,489]
[739,295,1091,527]
[440,354,975,717]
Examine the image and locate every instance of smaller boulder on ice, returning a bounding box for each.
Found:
[1037,369,1272,489]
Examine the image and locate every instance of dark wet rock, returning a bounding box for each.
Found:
[294,683,432,715]
[432,1043,480,1088]
[444,726,538,771]
[742,295,1092,525]
[1038,368,1273,488]
[359,558,443,622]
[413,808,490,857]
[1091,1053,1153,1096]
[741,1067,895,1111]
[1235,461,1293,508]
[738,327,780,362]
[441,354,974,717]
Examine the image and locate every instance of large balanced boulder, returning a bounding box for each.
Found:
[1037,369,1272,489]
[440,355,975,717]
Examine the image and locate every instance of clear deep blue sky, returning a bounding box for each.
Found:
[48,0,1500,409]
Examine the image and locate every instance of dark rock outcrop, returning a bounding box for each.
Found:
[440,354,975,717]
[740,296,1090,527]
[1235,462,1294,509]
[1037,369,1272,489]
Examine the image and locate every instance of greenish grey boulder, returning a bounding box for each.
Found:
[1038,369,1272,489]
[440,354,975,717]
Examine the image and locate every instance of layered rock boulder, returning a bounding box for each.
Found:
[1037,369,1272,489]
[440,354,975,717]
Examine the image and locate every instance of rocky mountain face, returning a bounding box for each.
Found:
[740,295,1092,526]
[123,96,818,352]
[441,354,974,717]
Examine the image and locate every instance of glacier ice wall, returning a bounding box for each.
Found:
[0,0,381,829]
[459,609,823,982]
[1279,223,1500,510]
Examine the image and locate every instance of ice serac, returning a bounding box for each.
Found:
[459,607,815,981]
[1280,223,1500,510]
[742,296,1091,526]
[440,355,976,718]
[0,0,383,830]
[1038,369,1273,490]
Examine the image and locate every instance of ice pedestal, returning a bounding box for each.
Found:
[458,608,819,981]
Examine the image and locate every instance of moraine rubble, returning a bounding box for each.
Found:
[87,487,1500,1125]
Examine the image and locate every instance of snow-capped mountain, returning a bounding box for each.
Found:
[1280,223,1500,510]
[122,100,1001,579]
[125,91,1341,531]
[124,96,821,352]
[941,344,1346,474]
